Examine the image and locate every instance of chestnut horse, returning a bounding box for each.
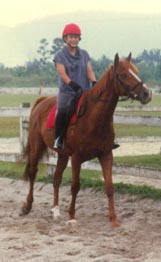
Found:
[21,53,151,227]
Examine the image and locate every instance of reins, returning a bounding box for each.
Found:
[87,68,144,104]
[78,63,145,115]
[85,89,109,104]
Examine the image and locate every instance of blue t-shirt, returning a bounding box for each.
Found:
[54,46,90,95]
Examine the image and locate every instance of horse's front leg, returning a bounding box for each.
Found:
[68,154,81,223]
[99,152,120,227]
[52,155,69,220]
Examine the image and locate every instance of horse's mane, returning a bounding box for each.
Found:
[84,64,113,99]
[85,59,138,99]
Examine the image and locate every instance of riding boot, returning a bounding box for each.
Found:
[54,96,79,150]
[54,136,64,149]
[112,142,120,150]
[53,111,66,149]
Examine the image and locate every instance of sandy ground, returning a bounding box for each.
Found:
[0,138,161,261]
[0,177,161,262]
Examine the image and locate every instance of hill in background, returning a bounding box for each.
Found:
[0,11,161,66]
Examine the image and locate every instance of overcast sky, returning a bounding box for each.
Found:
[1,0,161,26]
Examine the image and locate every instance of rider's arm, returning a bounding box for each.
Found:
[87,62,96,83]
[55,63,71,85]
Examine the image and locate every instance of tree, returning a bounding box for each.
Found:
[91,55,112,80]
[137,48,161,66]
[37,38,50,68]
[50,37,65,56]
[0,63,5,73]
[25,59,42,75]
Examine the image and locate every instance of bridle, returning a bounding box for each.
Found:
[87,64,145,104]
[113,68,144,101]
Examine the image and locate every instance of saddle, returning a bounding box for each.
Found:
[45,96,86,129]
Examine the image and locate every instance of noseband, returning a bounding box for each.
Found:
[114,70,144,100]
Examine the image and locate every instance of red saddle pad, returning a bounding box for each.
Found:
[45,97,82,129]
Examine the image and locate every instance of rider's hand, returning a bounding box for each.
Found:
[68,81,81,92]
[92,81,97,86]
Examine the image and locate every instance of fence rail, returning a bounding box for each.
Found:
[1,106,161,126]
[0,107,30,117]
[0,105,161,178]
[1,152,161,179]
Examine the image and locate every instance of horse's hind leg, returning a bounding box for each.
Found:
[21,133,46,215]
[51,154,69,220]
[68,154,81,222]
[21,159,38,215]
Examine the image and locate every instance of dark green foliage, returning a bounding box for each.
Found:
[91,55,112,80]
[1,41,161,86]
[50,38,65,56]
[37,38,51,68]
[114,183,161,200]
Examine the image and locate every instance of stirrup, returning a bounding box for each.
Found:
[53,137,64,150]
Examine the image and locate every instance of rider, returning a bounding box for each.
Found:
[53,23,120,150]
[53,23,96,149]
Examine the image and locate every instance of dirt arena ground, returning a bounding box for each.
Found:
[0,138,161,261]
[0,177,161,262]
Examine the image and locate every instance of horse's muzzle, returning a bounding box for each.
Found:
[138,86,152,104]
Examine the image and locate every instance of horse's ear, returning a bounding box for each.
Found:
[126,52,132,62]
[114,53,119,68]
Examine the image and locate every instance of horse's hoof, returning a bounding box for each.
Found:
[19,206,30,216]
[51,206,61,220]
[111,220,120,227]
[66,219,77,226]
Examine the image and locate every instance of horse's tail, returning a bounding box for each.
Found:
[22,96,48,181]
[23,95,47,160]
[21,138,31,181]
[22,127,47,181]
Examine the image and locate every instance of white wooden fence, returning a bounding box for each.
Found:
[1,104,161,153]
[1,104,161,177]
[1,105,161,124]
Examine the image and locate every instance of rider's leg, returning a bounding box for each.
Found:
[54,109,66,149]
[53,94,79,149]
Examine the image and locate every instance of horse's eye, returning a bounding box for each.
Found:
[121,73,127,79]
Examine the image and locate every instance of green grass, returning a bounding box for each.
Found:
[114,154,161,170]
[0,117,19,137]
[0,93,161,137]
[1,119,161,138]
[114,183,161,200]
[0,93,161,199]
[0,93,160,107]
[115,124,161,137]
[117,93,161,107]
[0,94,40,107]
[0,161,161,200]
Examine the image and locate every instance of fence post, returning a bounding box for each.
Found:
[46,148,56,176]
[19,103,30,153]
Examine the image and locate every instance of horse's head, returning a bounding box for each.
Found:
[113,53,152,104]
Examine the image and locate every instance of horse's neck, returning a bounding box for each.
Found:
[86,69,118,116]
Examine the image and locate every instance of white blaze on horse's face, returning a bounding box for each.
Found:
[128,67,151,103]
[129,68,149,90]
[143,82,148,89]
[128,68,141,82]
